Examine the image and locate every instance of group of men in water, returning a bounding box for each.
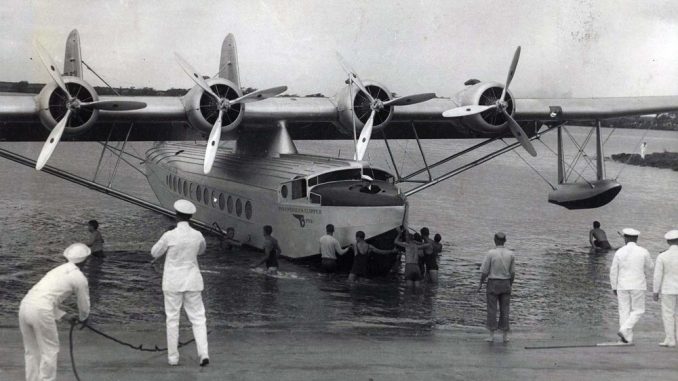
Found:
[318,223,443,286]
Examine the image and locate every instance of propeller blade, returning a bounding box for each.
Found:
[79,100,147,111]
[232,86,287,104]
[33,39,72,101]
[442,104,496,118]
[203,110,223,174]
[174,52,219,101]
[501,46,521,102]
[383,93,436,107]
[36,109,71,170]
[354,110,375,161]
[501,109,537,157]
[336,52,375,103]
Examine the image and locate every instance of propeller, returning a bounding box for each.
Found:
[442,46,537,157]
[174,53,287,174]
[336,53,435,161]
[33,40,147,170]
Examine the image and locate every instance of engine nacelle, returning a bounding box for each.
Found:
[183,78,244,139]
[334,80,393,136]
[453,81,515,134]
[37,77,99,136]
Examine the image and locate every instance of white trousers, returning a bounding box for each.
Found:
[617,289,645,343]
[163,291,209,363]
[18,302,59,381]
[661,294,678,345]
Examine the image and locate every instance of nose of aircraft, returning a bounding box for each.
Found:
[309,180,405,206]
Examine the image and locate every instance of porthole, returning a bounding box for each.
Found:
[183,181,188,197]
[281,185,288,198]
[178,179,183,194]
[173,176,177,192]
[189,183,195,199]
[245,200,252,220]
[166,175,169,186]
[227,195,233,214]
[211,191,218,208]
[196,185,202,202]
[203,188,209,205]
[218,193,225,210]
[236,198,242,216]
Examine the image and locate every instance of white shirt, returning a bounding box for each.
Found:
[151,221,206,292]
[653,245,678,294]
[22,262,90,321]
[610,242,653,291]
[480,246,515,280]
[319,234,347,260]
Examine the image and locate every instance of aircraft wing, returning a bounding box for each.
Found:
[514,96,678,120]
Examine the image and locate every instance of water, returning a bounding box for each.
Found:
[0,128,676,333]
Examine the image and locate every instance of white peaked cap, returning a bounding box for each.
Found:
[622,228,640,237]
[361,175,373,182]
[174,199,196,214]
[63,243,91,264]
[665,230,678,240]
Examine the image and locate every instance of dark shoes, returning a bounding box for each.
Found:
[617,331,628,343]
[200,357,210,367]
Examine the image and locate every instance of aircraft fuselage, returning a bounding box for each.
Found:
[145,142,406,259]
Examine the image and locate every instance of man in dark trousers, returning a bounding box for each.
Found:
[479,232,515,343]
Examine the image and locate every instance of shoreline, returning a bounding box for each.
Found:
[2,323,677,380]
[611,152,678,171]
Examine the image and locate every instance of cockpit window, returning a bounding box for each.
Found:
[307,168,393,186]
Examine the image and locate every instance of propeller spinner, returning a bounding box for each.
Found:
[442,46,537,157]
[336,53,435,161]
[33,40,147,171]
[175,52,287,174]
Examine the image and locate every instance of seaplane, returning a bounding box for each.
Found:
[1,30,677,274]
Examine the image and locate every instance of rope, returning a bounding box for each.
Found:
[501,139,556,190]
[68,319,208,380]
[81,60,120,96]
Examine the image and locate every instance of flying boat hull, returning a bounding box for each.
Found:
[144,142,405,263]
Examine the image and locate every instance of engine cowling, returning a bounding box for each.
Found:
[37,77,98,136]
[183,78,244,138]
[334,80,393,136]
[453,81,515,134]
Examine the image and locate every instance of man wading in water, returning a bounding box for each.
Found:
[479,232,515,343]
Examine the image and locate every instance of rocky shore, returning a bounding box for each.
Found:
[611,152,678,171]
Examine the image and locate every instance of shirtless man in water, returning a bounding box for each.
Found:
[590,221,612,250]
[395,227,432,288]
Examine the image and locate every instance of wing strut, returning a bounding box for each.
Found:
[0,145,224,236]
[401,126,558,197]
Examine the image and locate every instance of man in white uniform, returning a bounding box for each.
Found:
[610,228,653,343]
[151,199,209,366]
[19,243,91,381]
[653,230,678,347]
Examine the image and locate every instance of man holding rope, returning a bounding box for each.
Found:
[18,242,91,381]
[151,199,209,367]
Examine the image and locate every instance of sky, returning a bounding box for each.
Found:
[2,0,678,98]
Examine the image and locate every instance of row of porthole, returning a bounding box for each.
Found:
[165,173,253,220]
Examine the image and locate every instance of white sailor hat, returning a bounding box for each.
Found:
[665,230,678,241]
[361,174,373,182]
[174,199,196,214]
[63,243,91,264]
[622,228,640,237]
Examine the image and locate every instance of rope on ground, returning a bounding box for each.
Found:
[68,319,210,381]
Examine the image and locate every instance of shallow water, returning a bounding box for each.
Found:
[0,128,676,332]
